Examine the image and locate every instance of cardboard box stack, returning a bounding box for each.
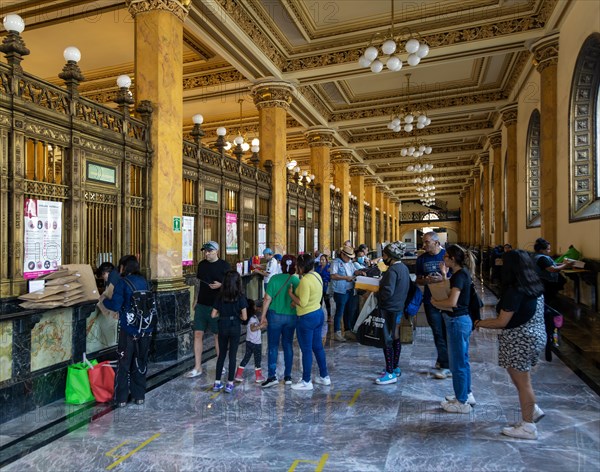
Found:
[19,265,99,310]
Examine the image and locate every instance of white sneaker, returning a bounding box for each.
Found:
[184,368,202,378]
[445,392,476,405]
[314,375,331,386]
[334,331,346,342]
[433,368,452,379]
[533,404,545,423]
[502,422,538,440]
[441,399,472,414]
[291,380,313,391]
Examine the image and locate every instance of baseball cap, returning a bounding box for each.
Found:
[263,248,273,255]
[201,241,219,251]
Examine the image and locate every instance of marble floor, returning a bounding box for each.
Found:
[1,287,599,472]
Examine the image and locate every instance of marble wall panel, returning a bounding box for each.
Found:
[30,308,72,372]
[0,319,12,382]
[86,309,118,353]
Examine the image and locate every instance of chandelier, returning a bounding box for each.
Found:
[406,158,433,173]
[387,74,431,133]
[400,138,432,158]
[358,0,430,73]
[215,99,259,161]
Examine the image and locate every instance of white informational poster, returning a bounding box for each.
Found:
[182,216,194,266]
[299,227,305,254]
[258,223,267,255]
[314,228,319,253]
[23,198,62,279]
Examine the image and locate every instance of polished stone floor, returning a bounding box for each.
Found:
[2,287,600,471]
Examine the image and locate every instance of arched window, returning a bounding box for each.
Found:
[570,33,600,220]
[526,109,541,227]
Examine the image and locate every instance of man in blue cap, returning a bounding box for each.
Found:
[254,248,281,292]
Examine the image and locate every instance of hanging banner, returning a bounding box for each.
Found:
[298,227,305,254]
[314,228,319,253]
[23,198,62,279]
[258,223,267,255]
[225,212,238,255]
[182,216,194,266]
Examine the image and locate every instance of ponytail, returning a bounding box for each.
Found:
[445,244,476,273]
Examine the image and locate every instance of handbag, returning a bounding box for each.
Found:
[65,354,98,404]
[87,360,116,403]
[357,307,392,348]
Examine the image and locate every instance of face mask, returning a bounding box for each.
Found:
[357,257,365,264]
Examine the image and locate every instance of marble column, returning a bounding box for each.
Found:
[251,79,295,255]
[501,104,518,247]
[479,153,491,247]
[532,34,559,248]
[464,186,472,245]
[305,127,335,255]
[128,0,188,283]
[377,188,386,243]
[331,148,353,245]
[459,193,465,242]
[488,132,503,245]
[472,167,482,247]
[365,180,378,249]
[350,164,367,245]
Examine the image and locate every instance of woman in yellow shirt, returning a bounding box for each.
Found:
[288,253,331,390]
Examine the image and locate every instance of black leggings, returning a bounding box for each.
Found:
[216,325,241,382]
[239,341,262,368]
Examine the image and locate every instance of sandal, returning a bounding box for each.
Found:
[184,368,202,378]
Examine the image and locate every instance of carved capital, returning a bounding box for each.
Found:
[500,104,518,126]
[487,131,502,149]
[331,147,354,164]
[531,33,559,74]
[478,153,490,166]
[364,176,380,186]
[304,127,335,148]
[251,78,295,111]
[126,0,190,22]
[349,163,370,177]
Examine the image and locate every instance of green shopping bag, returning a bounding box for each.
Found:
[65,355,98,404]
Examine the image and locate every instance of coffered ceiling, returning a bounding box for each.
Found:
[1,0,567,208]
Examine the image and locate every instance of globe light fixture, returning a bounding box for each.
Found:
[357,0,429,74]
[3,13,25,33]
[387,74,431,133]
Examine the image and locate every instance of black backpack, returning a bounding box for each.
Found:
[469,283,483,329]
[123,277,157,335]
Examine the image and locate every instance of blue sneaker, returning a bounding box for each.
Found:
[375,373,397,385]
[393,367,402,377]
[224,383,234,394]
[212,381,223,392]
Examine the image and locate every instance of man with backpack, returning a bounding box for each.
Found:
[101,255,156,407]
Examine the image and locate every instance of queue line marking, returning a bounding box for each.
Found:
[288,453,329,472]
[105,433,161,470]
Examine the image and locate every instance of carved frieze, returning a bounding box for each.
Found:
[183,69,245,90]
[126,0,190,22]
[78,137,124,159]
[23,123,70,144]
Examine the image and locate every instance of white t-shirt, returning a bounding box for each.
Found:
[246,315,262,344]
[264,258,281,283]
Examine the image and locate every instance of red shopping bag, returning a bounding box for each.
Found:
[87,361,115,403]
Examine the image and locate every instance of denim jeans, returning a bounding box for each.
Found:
[266,311,296,378]
[344,292,359,333]
[424,303,449,369]
[296,308,329,382]
[333,290,352,332]
[443,313,472,403]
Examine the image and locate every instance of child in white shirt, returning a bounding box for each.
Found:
[234,299,265,383]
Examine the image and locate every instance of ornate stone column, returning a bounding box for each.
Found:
[251,79,295,254]
[501,104,518,247]
[350,164,368,244]
[532,33,559,248]
[472,167,482,247]
[459,192,466,242]
[127,0,188,284]
[464,186,472,245]
[305,127,335,255]
[479,153,491,247]
[488,132,503,245]
[377,187,386,243]
[331,148,353,246]
[365,179,378,249]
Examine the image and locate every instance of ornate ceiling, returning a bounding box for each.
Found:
[2,0,567,207]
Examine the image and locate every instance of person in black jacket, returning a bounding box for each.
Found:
[374,241,410,385]
[102,255,153,407]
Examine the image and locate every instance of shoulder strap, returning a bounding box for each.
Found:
[273,275,292,301]
[123,277,136,293]
[310,272,323,286]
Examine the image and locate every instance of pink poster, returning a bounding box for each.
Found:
[225,212,238,255]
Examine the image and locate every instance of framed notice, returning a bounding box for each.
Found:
[205,189,219,203]
[258,223,267,255]
[23,198,62,279]
[182,216,194,266]
[87,162,116,185]
[226,212,238,255]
